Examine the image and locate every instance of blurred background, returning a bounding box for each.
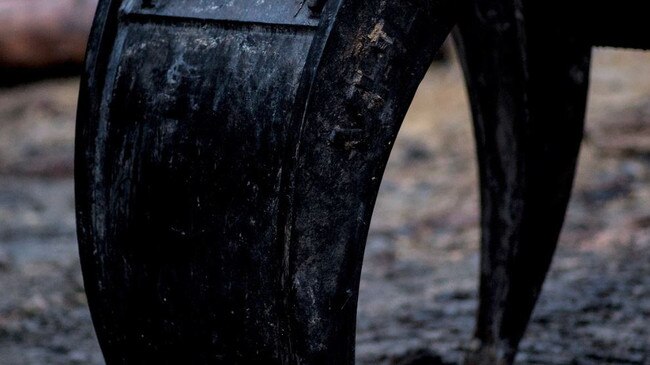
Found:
[0,1,648,364]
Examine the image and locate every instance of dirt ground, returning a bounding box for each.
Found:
[0,48,648,364]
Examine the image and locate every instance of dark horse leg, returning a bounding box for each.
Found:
[455,1,592,363]
[75,0,457,363]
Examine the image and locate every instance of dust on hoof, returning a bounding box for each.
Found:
[463,341,512,365]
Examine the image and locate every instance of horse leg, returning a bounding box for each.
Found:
[454,1,592,363]
[75,0,457,363]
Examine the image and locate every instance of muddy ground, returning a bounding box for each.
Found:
[0,49,648,364]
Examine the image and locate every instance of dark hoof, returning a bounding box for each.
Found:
[463,340,512,365]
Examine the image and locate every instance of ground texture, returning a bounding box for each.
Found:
[0,49,648,364]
